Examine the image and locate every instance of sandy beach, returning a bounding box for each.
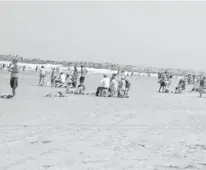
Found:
[1,71,206,170]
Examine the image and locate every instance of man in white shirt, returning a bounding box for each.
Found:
[96,74,110,96]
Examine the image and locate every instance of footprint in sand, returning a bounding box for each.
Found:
[41,140,52,144]
[30,141,38,144]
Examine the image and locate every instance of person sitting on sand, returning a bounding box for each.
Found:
[66,79,76,94]
[60,73,66,84]
[45,91,67,98]
[54,72,62,87]
[96,74,110,96]
[55,73,67,87]
[0,93,13,99]
[175,79,186,94]
[191,79,200,92]
[75,82,86,94]
[199,77,206,97]
[39,66,46,86]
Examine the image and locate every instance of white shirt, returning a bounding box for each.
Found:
[10,64,19,78]
[40,68,46,76]
[110,79,118,92]
[100,77,110,88]
[61,74,66,83]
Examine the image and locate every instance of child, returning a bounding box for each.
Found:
[76,82,86,94]
[158,72,167,92]
[9,59,19,97]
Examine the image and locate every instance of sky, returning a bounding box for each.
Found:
[0,1,206,71]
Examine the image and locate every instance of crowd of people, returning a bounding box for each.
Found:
[95,73,131,98]
[1,59,206,99]
[36,64,131,98]
[157,71,206,97]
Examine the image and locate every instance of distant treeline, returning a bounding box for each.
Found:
[0,54,203,76]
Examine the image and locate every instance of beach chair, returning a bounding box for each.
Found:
[109,91,118,97]
[100,89,108,97]
[118,89,126,98]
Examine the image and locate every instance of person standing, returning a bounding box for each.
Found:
[50,68,55,86]
[79,65,87,84]
[35,66,38,72]
[199,77,206,97]
[158,72,167,92]
[22,66,26,72]
[39,66,46,86]
[72,66,79,88]
[8,59,19,97]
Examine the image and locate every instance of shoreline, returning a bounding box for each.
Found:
[0,60,160,77]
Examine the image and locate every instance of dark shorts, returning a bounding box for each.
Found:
[80,76,85,83]
[10,77,18,88]
[72,80,77,88]
[40,74,45,78]
[160,82,166,87]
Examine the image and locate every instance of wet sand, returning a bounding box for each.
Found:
[0,71,206,170]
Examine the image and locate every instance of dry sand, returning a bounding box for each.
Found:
[0,71,206,170]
